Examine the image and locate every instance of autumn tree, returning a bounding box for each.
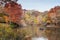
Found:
[4,1,23,25]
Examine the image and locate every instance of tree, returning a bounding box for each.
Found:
[4,1,23,25]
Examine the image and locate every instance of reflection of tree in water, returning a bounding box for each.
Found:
[45,27,60,40]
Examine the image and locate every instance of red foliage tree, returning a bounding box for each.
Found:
[48,6,60,18]
[4,1,23,24]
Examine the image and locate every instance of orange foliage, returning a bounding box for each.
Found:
[3,16,9,23]
[4,1,23,23]
[48,6,60,18]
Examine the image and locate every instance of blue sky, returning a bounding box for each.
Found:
[17,0,60,12]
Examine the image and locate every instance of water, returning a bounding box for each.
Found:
[32,37,48,40]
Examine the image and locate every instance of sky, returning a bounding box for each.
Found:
[17,0,60,12]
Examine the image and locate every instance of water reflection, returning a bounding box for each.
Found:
[32,37,48,40]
